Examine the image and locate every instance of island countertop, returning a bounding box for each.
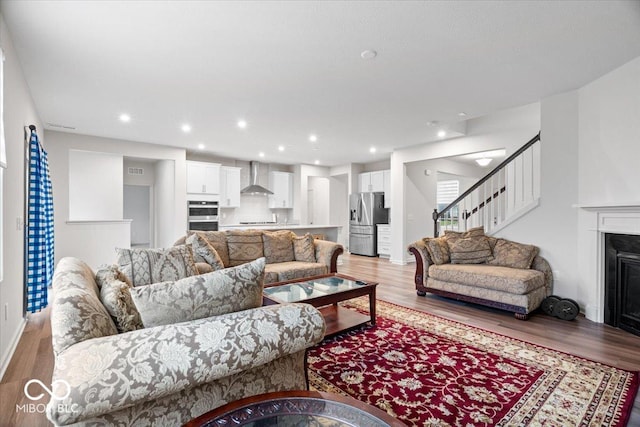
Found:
[218,224,342,241]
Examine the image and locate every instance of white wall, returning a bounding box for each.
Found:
[68,150,123,220]
[45,131,187,263]
[329,174,349,248]
[0,13,42,378]
[308,176,330,225]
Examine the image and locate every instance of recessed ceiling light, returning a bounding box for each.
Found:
[119,113,131,123]
[437,130,447,138]
[258,152,265,158]
[197,143,205,150]
[369,147,377,153]
[309,134,318,142]
[314,160,320,165]
[278,145,285,152]
[458,112,467,117]
[237,120,247,129]
[181,124,191,133]
[361,50,377,60]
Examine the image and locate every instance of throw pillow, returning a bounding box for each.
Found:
[130,258,266,328]
[424,236,450,265]
[447,235,493,264]
[489,239,539,269]
[116,245,198,287]
[186,232,225,270]
[262,230,295,264]
[226,230,264,266]
[187,231,230,267]
[293,233,316,263]
[95,265,144,333]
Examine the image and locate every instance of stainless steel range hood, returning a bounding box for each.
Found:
[240,161,273,195]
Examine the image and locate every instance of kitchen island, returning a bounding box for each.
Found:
[218,224,341,242]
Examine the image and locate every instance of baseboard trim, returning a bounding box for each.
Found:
[0,317,27,382]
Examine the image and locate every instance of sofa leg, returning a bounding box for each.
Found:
[417,291,426,297]
[514,312,529,320]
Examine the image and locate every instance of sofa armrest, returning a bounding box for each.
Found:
[531,255,553,297]
[407,240,432,295]
[313,240,344,273]
[47,303,326,426]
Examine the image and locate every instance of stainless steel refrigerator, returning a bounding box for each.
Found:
[349,192,389,256]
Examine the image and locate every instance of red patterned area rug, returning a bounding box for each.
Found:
[307,298,639,426]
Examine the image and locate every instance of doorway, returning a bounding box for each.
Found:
[124,185,152,248]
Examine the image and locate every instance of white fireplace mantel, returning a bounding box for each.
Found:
[575,203,640,323]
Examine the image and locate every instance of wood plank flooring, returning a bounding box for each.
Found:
[1,253,639,426]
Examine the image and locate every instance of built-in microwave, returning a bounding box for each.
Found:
[187,200,219,232]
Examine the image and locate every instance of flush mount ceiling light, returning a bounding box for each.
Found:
[181,124,191,133]
[309,134,318,142]
[119,113,131,123]
[237,120,247,129]
[361,49,377,60]
[437,130,447,138]
[476,158,492,167]
[458,112,467,117]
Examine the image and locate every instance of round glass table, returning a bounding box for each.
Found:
[183,390,406,427]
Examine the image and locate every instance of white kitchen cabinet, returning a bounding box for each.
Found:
[358,171,385,193]
[268,171,293,208]
[377,224,391,258]
[186,161,220,195]
[220,166,241,207]
[383,169,391,208]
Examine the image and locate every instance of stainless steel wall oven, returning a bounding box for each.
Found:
[187,200,219,231]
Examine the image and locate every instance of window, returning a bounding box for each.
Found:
[437,180,460,230]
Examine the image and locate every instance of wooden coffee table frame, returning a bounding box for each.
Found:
[263,273,377,337]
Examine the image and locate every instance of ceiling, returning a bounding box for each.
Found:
[3,1,640,166]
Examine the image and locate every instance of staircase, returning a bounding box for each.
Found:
[433,132,541,237]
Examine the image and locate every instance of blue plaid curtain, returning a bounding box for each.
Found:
[26,129,54,313]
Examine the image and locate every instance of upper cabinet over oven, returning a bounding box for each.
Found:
[186,161,221,195]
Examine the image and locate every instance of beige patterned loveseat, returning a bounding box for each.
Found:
[408,227,553,320]
[175,229,344,284]
[47,257,326,426]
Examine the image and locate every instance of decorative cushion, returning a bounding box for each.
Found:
[186,233,225,270]
[116,245,198,287]
[262,230,295,264]
[226,230,265,267]
[95,265,143,332]
[188,231,230,267]
[447,235,493,264]
[424,236,450,265]
[444,226,486,239]
[130,258,266,327]
[293,234,316,263]
[489,239,539,269]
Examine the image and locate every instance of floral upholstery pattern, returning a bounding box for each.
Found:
[95,265,143,333]
[264,261,328,283]
[262,230,295,264]
[424,236,450,265]
[429,264,545,294]
[130,258,266,327]
[489,238,539,269]
[186,233,225,270]
[226,230,265,267]
[116,246,198,287]
[47,302,326,426]
[293,234,316,263]
[446,235,493,264]
[51,258,118,356]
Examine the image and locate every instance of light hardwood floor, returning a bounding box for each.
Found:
[1,253,639,426]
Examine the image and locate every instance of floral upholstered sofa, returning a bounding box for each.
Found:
[47,256,326,426]
[408,227,553,320]
[174,229,344,284]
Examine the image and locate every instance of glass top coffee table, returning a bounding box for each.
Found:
[183,390,406,427]
[263,274,377,337]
